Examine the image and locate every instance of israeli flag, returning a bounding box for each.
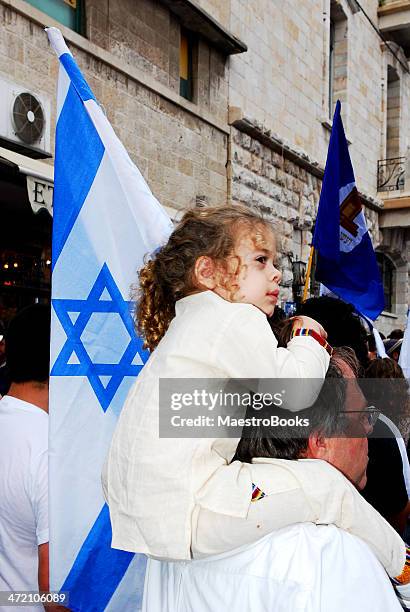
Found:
[46,27,173,611]
[313,101,384,321]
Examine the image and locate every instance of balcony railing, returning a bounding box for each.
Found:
[377,156,405,191]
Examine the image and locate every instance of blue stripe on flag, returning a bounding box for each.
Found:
[52,83,104,268]
[60,53,96,102]
[61,504,135,611]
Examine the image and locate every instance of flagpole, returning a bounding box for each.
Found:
[302,245,314,303]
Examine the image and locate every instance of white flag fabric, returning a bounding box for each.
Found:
[46,27,173,611]
[372,327,388,359]
[399,310,410,380]
[378,413,410,497]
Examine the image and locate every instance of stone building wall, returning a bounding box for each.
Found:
[194,0,231,31]
[85,0,229,128]
[227,0,409,330]
[229,0,329,163]
[230,112,408,329]
[377,227,410,333]
[0,0,408,331]
[231,127,320,303]
[0,0,229,213]
[381,42,410,162]
[227,0,393,197]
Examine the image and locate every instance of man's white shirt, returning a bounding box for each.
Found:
[0,396,48,610]
[143,523,402,612]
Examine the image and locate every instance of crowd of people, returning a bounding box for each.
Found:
[1,204,410,611]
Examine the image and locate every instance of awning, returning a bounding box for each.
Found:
[159,0,247,55]
[0,146,54,183]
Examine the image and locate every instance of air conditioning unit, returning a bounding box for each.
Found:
[0,77,51,157]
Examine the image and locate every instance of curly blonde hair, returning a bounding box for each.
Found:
[136,205,274,351]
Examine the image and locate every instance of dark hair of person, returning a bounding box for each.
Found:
[6,304,51,384]
[364,358,410,427]
[233,347,357,463]
[269,316,294,347]
[297,296,369,371]
[136,205,274,351]
[267,306,287,342]
[366,356,407,381]
[388,328,404,340]
[383,338,403,360]
[367,333,376,354]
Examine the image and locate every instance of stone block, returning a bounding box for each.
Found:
[24,43,49,77]
[178,158,194,176]
[1,31,23,63]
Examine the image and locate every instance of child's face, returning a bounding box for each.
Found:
[216,232,282,316]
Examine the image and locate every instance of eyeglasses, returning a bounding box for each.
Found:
[339,406,380,427]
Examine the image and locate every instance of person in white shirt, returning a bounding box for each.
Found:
[0,319,10,397]
[0,305,50,610]
[142,348,405,611]
[104,205,405,579]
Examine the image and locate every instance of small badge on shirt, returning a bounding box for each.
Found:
[251,483,267,502]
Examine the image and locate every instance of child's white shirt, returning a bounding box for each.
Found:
[104,290,330,560]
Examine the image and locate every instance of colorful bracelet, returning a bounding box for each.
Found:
[393,545,410,585]
[291,327,333,357]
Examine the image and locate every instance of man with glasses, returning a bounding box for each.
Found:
[232,346,377,493]
[307,349,377,491]
[143,348,403,611]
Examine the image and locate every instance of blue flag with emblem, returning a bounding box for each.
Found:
[313,100,384,321]
[46,27,173,611]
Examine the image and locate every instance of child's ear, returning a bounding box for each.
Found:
[194,256,217,290]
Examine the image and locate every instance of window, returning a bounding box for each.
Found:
[328,2,348,118]
[386,65,400,160]
[329,19,335,118]
[24,0,84,34]
[179,29,194,101]
[376,252,395,312]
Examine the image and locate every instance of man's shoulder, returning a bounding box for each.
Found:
[0,395,48,418]
[0,396,48,446]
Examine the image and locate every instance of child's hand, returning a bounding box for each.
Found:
[291,315,327,340]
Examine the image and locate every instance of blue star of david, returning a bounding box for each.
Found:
[51,263,148,411]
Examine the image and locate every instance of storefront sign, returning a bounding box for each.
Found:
[26,175,53,216]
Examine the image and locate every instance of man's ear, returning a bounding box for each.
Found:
[194,256,217,290]
[306,431,329,460]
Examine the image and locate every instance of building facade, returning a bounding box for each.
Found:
[0,0,409,333]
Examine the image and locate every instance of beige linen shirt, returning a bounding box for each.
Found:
[193,458,406,578]
[104,290,330,560]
